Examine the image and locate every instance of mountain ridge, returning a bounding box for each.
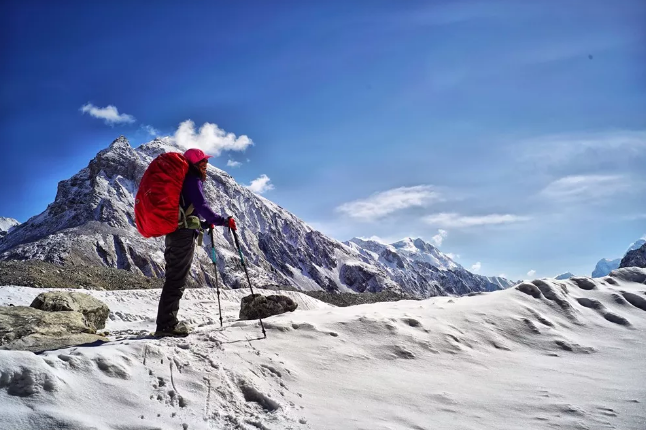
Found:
[0,136,513,297]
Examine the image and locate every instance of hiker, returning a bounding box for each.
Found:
[154,148,237,337]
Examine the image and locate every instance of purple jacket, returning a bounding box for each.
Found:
[181,172,227,227]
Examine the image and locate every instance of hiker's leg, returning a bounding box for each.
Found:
[156,229,196,330]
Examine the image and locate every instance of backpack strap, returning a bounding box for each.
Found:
[178,195,195,229]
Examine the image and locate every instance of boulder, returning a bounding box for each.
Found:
[0,306,106,353]
[31,291,110,330]
[239,294,298,320]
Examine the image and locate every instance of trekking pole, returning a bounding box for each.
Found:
[230,226,267,339]
[208,227,223,327]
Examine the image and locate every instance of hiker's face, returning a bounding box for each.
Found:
[197,159,208,175]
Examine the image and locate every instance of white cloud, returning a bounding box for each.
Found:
[445,252,460,260]
[539,175,629,202]
[227,160,242,168]
[423,213,531,228]
[519,130,646,167]
[431,229,448,247]
[336,185,445,221]
[142,125,159,136]
[80,103,135,125]
[174,120,253,156]
[471,262,481,272]
[498,273,507,278]
[246,174,274,194]
[527,269,536,277]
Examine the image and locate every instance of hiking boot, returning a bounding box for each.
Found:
[154,321,191,337]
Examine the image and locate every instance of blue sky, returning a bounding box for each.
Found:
[1,0,645,280]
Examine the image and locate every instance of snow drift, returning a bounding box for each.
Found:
[1,268,645,429]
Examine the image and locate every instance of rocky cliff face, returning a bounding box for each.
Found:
[0,136,512,297]
[620,243,646,269]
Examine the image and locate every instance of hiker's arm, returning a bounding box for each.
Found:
[185,178,227,226]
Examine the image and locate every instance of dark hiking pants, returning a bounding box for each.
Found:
[156,228,196,330]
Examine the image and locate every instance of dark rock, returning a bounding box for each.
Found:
[620,243,646,269]
[31,292,110,330]
[239,294,298,320]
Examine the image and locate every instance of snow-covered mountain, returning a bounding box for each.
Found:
[592,238,646,278]
[345,237,515,297]
[0,136,511,298]
[592,258,621,278]
[0,217,20,239]
[554,272,575,280]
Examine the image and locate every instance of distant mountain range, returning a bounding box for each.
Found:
[0,136,515,297]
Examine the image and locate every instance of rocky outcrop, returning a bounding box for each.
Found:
[0,292,109,352]
[239,294,298,320]
[620,243,646,269]
[0,306,105,353]
[31,292,110,330]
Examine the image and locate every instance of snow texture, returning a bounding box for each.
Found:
[0,136,512,298]
[0,217,20,240]
[1,268,645,429]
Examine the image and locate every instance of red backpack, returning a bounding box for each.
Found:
[135,152,189,238]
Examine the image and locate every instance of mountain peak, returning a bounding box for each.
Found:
[0,217,20,235]
[109,136,131,149]
[555,272,575,280]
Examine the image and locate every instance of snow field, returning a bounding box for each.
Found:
[0,269,645,429]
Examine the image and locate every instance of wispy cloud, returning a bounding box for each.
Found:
[423,213,531,228]
[227,160,242,168]
[621,214,646,221]
[336,185,445,221]
[519,130,646,167]
[80,103,135,125]
[174,120,253,156]
[539,174,630,202]
[471,262,481,273]
[246,174,274,194]
[445,252,460,260]
[141,124,159,136]
[431,229,448,247]
[527,269,536,277]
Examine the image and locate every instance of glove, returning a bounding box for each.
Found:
[227,216,237,231]
[200,220,213,230]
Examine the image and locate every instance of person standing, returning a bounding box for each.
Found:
[155,148,237,337]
